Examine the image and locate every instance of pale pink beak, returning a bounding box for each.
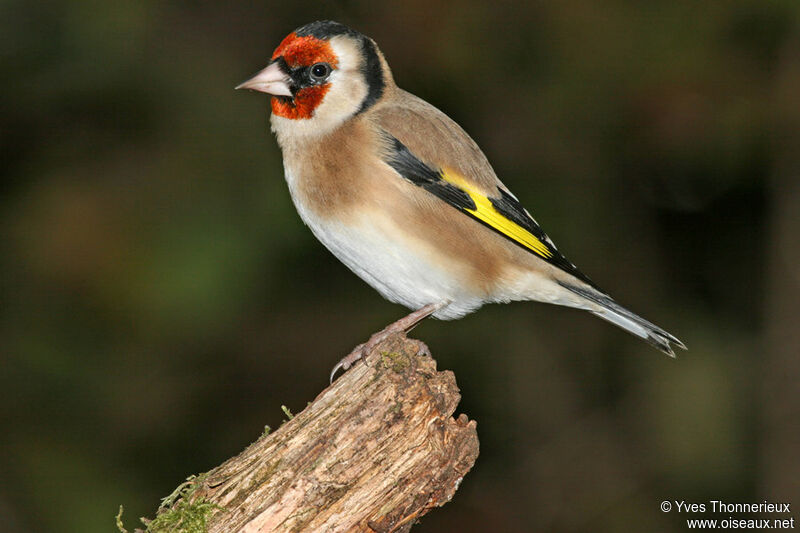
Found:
[235,62,293,96]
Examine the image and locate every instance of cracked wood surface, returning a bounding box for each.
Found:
[168,332,479,532]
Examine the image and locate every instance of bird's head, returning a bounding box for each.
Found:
[238,21,390,137]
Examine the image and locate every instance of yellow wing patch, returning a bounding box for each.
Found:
[441,170,553,259]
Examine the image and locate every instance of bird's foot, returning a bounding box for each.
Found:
[329,302,447,383]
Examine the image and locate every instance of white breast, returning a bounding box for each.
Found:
[282,167,486,320]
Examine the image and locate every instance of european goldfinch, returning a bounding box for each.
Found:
[237,20,685,378]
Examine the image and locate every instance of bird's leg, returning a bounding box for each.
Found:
[330,301,448,382]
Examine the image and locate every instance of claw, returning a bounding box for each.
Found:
[328,301,448,383]
[329,360,346,384]
[329,344,365,383]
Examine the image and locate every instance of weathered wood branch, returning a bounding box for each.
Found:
[141,332,479,533]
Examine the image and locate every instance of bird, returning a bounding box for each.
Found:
[236,20,685,380]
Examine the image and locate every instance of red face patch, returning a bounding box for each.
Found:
[270,33,339,120]
[271,85,331,120]
[272,33,339,68]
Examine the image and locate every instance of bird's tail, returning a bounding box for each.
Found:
[557,281,686,357]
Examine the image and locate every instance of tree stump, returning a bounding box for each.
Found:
[138,332,479,533]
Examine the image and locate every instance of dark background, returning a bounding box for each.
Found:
[2,1,798,532]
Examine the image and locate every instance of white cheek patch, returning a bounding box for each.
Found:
[311,39,367,123]
[316,75,365,119]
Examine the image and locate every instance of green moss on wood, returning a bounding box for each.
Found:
[380,351,411,373]
[116,506,129,533]
[117,473,222,533]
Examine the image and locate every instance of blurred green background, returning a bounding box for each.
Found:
[2,1,799,532]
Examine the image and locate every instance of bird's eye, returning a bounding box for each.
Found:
[309,63,331,82]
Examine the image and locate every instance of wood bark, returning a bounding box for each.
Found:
[150,332,479,533]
